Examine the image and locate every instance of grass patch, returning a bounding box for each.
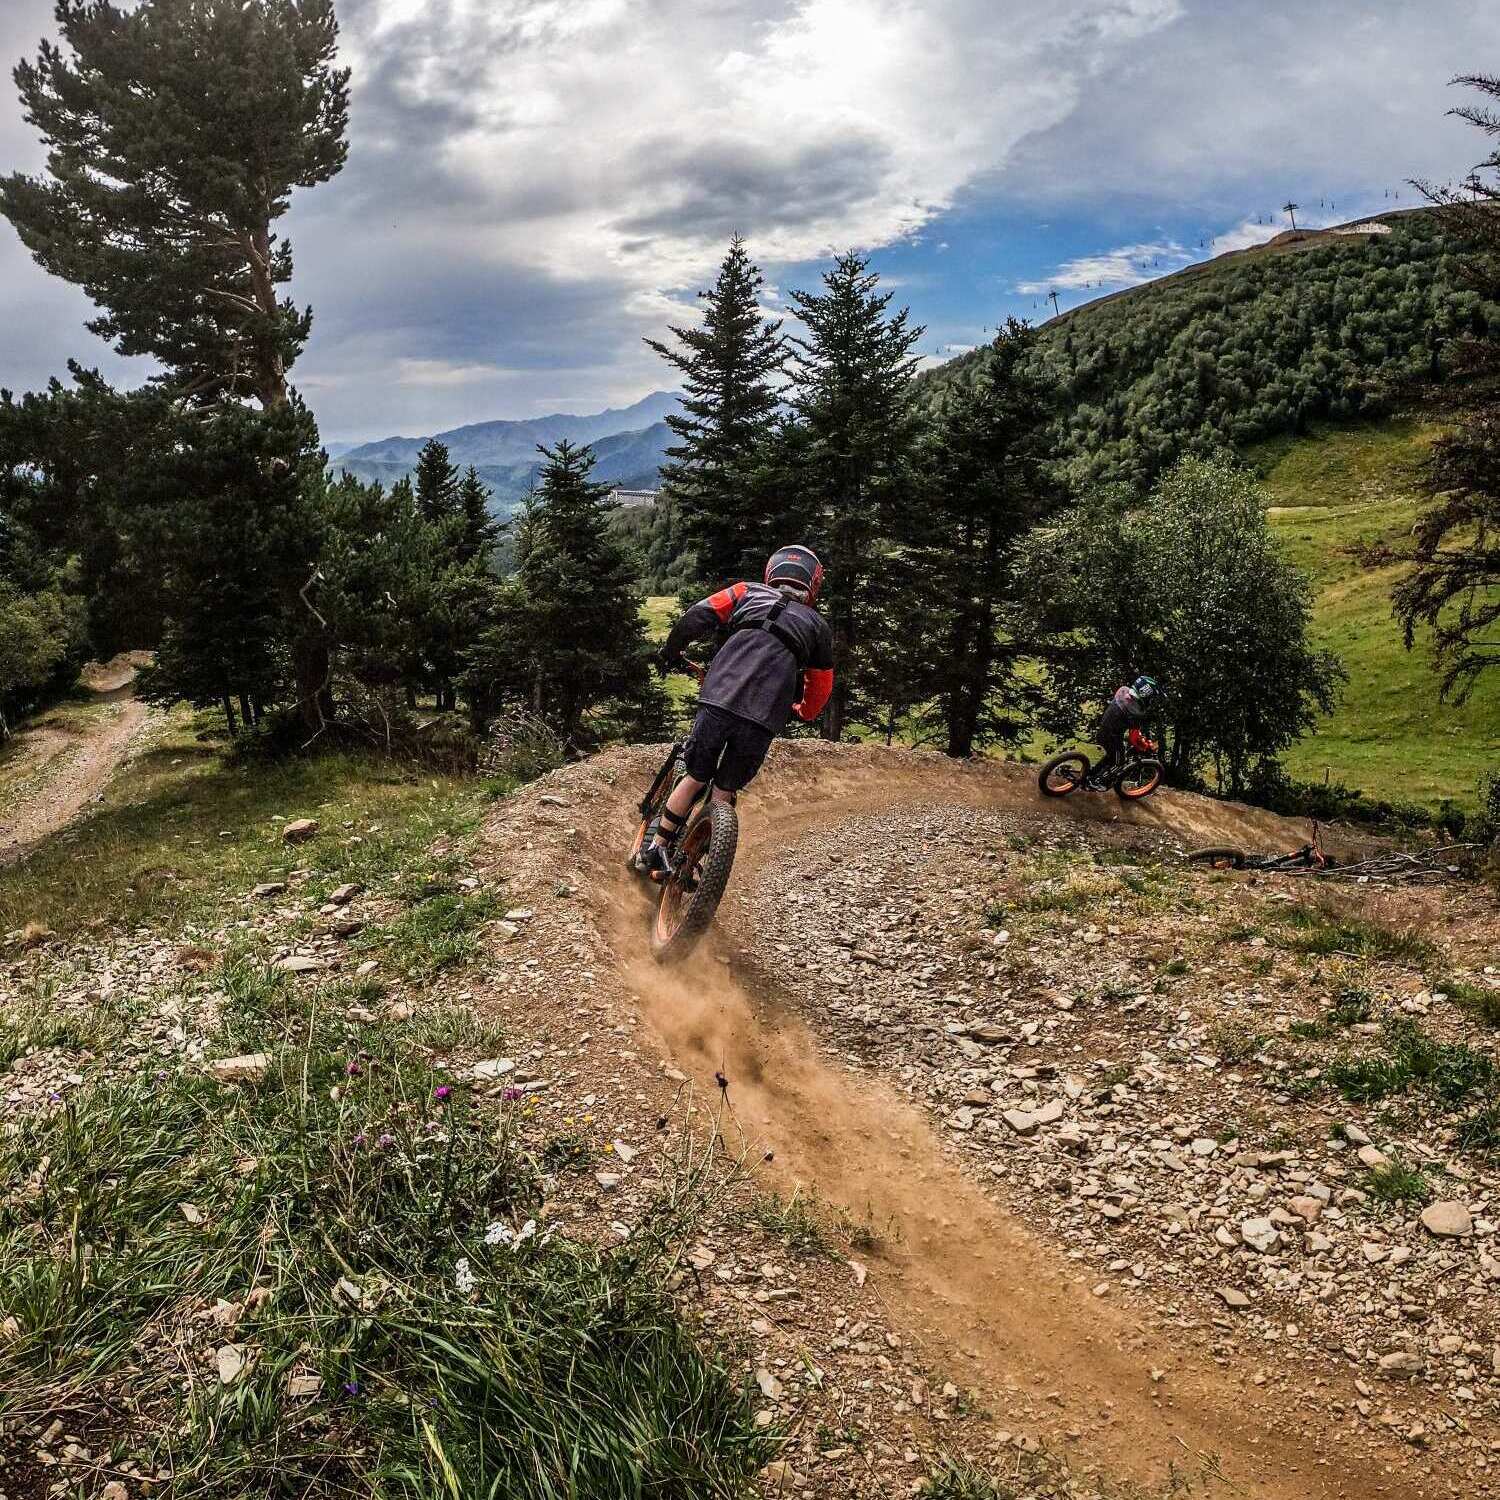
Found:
[1325,1015,1495,1108]
[1436,976,1500,1029]
[1364,1158,1432,1206]
[1207,1019,1263,1064]
[750,1187,831,1259]
[920,1458,1018,1498]
[0,987,769,1496]
[0,708,484,938]
[1289,988,1373,1040]
[1275,904,1435,964]
[357,889,499,980]
[1256,416,1500,811]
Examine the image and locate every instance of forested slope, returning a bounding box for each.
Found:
[923,210,1494,488]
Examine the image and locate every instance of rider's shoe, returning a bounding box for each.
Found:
[640,840,677,884]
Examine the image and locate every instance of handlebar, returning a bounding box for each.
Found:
[680,657,707,684]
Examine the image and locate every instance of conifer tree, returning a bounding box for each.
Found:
[787,252,923,740]
[414,439,462,527]
[1,0,349,410]
[646,236,786,584]
[458,466,502,567]
[899,320,1062,757]
[467,441,661,747]
[1396,74,1500,701]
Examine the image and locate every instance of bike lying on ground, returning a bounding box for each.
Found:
[626,661,740,963]
[1185,820,1335,873]
[1037,727,1163,802]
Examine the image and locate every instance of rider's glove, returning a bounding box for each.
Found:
[654,647,677,679]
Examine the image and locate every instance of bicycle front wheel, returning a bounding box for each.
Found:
[1116,758,1162,800]
[651,801,739,963]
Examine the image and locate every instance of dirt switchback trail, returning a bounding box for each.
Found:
[577,744,1446,1499]
[0,663,157,867]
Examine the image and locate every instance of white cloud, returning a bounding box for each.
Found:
[1017,206,1358,298]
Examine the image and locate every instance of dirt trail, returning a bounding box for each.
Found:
[0,669,157,868]
[578,744,1429,1498]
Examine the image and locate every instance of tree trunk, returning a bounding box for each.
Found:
[222,695,239,737]
[246,221,288,410]
[823,594,854,741]
[292,635,334,740]
[238,692,253,728]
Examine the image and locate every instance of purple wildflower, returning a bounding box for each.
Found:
[501,1086,522,1103]
[433,1085,451,1104]
[342,1379,361,1398]
[346,1061,362,1077]
[352,1132,368,1148]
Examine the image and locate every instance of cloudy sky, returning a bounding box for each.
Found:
[1,0,1498,443]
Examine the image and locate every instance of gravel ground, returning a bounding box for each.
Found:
[740,801,1500,1482]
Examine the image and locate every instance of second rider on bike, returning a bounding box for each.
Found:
[637,544,835,881]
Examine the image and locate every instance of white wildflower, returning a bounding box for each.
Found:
[484,1222,513,1247]
[454,1257,476,1294]
[513,1219,537,1249]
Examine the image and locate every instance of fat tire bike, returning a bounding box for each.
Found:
[626,662,740,963]
[1038,727,1163,803]
[1186,821,1336,873]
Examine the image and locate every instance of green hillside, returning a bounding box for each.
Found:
[1254,418,1499,810]
[923,209,1494,492]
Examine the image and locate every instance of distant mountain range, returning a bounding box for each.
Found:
[329,391,681,512]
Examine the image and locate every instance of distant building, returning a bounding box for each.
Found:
[608,488,658,509]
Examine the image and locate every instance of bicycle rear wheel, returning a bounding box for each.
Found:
[1038,751,1091,797]
[1186,846,1247,870]
[651,801,739,963]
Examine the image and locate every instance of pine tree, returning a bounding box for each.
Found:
[646,237,786,584]
[0,0,349,410]
[414,439,462,527]
[1395,74,1500,701]
[900,320,1063,757]
[473,441,660,747]
[458,466,501,567]
[787,252,923,739]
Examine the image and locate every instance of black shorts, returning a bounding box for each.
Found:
[682,704,774,793]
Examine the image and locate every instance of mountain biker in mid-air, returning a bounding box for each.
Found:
[637,544,834,882]
[1088,674,1164,789]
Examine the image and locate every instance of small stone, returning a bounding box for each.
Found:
[595,1171,622,1191]
[178,1201,203,1225]
[216,1344,247,1385]
[1344,1123,1372,1146]
[286,1373,322,1399]
[101,1484,129,1500]
[503,908,535,923]
[1191,1137,1218,1157]
[849,1259,867,1287]
[948,1106,976,1132]
[1218,1288,1251,1309]
[1287,1196,1323,1225]
[495,921,522,941]
[1420,1201,1473,1238]
[471,1058,515,1082]
[1003,1109,1038,1137]
[282,818,319,844]
[612,1140,639,1163]
[209,1053,270,1085]
[755,1367,785,1400]
[1240,1217,1278,1253]
[252,882,287,899]
[275,955,323,974]
[329,883,362,906]
[1379,1351,1425,1377]
[1357,1145,1388,1170]
[686,1245,716,1271]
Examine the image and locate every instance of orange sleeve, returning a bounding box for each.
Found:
[706,581,748,623]
[794,667,833,721]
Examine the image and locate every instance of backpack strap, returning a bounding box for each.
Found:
[732,596,809,670]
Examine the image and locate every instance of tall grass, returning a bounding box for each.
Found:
[0,981,771,1497]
